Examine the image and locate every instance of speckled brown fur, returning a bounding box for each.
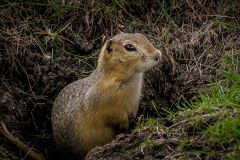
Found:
[51,33,161,158]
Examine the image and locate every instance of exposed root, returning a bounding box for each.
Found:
[0,122,44,160]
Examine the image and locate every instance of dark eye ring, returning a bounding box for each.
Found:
[124,44,136,52]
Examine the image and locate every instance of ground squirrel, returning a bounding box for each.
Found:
[51,33,161,158]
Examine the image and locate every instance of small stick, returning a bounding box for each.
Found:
[0,121,44,160]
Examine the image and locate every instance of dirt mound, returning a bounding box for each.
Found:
[86,107,239,160]
[0,0,239,159]
[86,126,176,160]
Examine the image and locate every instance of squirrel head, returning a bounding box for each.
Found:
[98,33,161,74]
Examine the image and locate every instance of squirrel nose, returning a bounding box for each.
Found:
[154,50,161,61]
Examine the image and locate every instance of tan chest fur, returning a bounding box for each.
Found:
[76,72,142,128]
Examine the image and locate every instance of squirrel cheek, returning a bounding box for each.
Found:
[141,54,146,61]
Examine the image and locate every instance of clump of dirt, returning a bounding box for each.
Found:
[87,125,178,160]
[0,0,239,159]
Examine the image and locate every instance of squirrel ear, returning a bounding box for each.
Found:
[105,40,113,53]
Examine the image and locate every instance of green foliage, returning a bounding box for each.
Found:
[202,52,240,145]
[209,55,239,109]
[206,118,240,145]
[171,51,240,158]
[150,100,161,117]
[134,117,160,130]
[194,52,240,142]
[213,20,240,30]
[143,138,156,147]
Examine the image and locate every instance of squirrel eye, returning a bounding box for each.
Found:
[124,44,136,52]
